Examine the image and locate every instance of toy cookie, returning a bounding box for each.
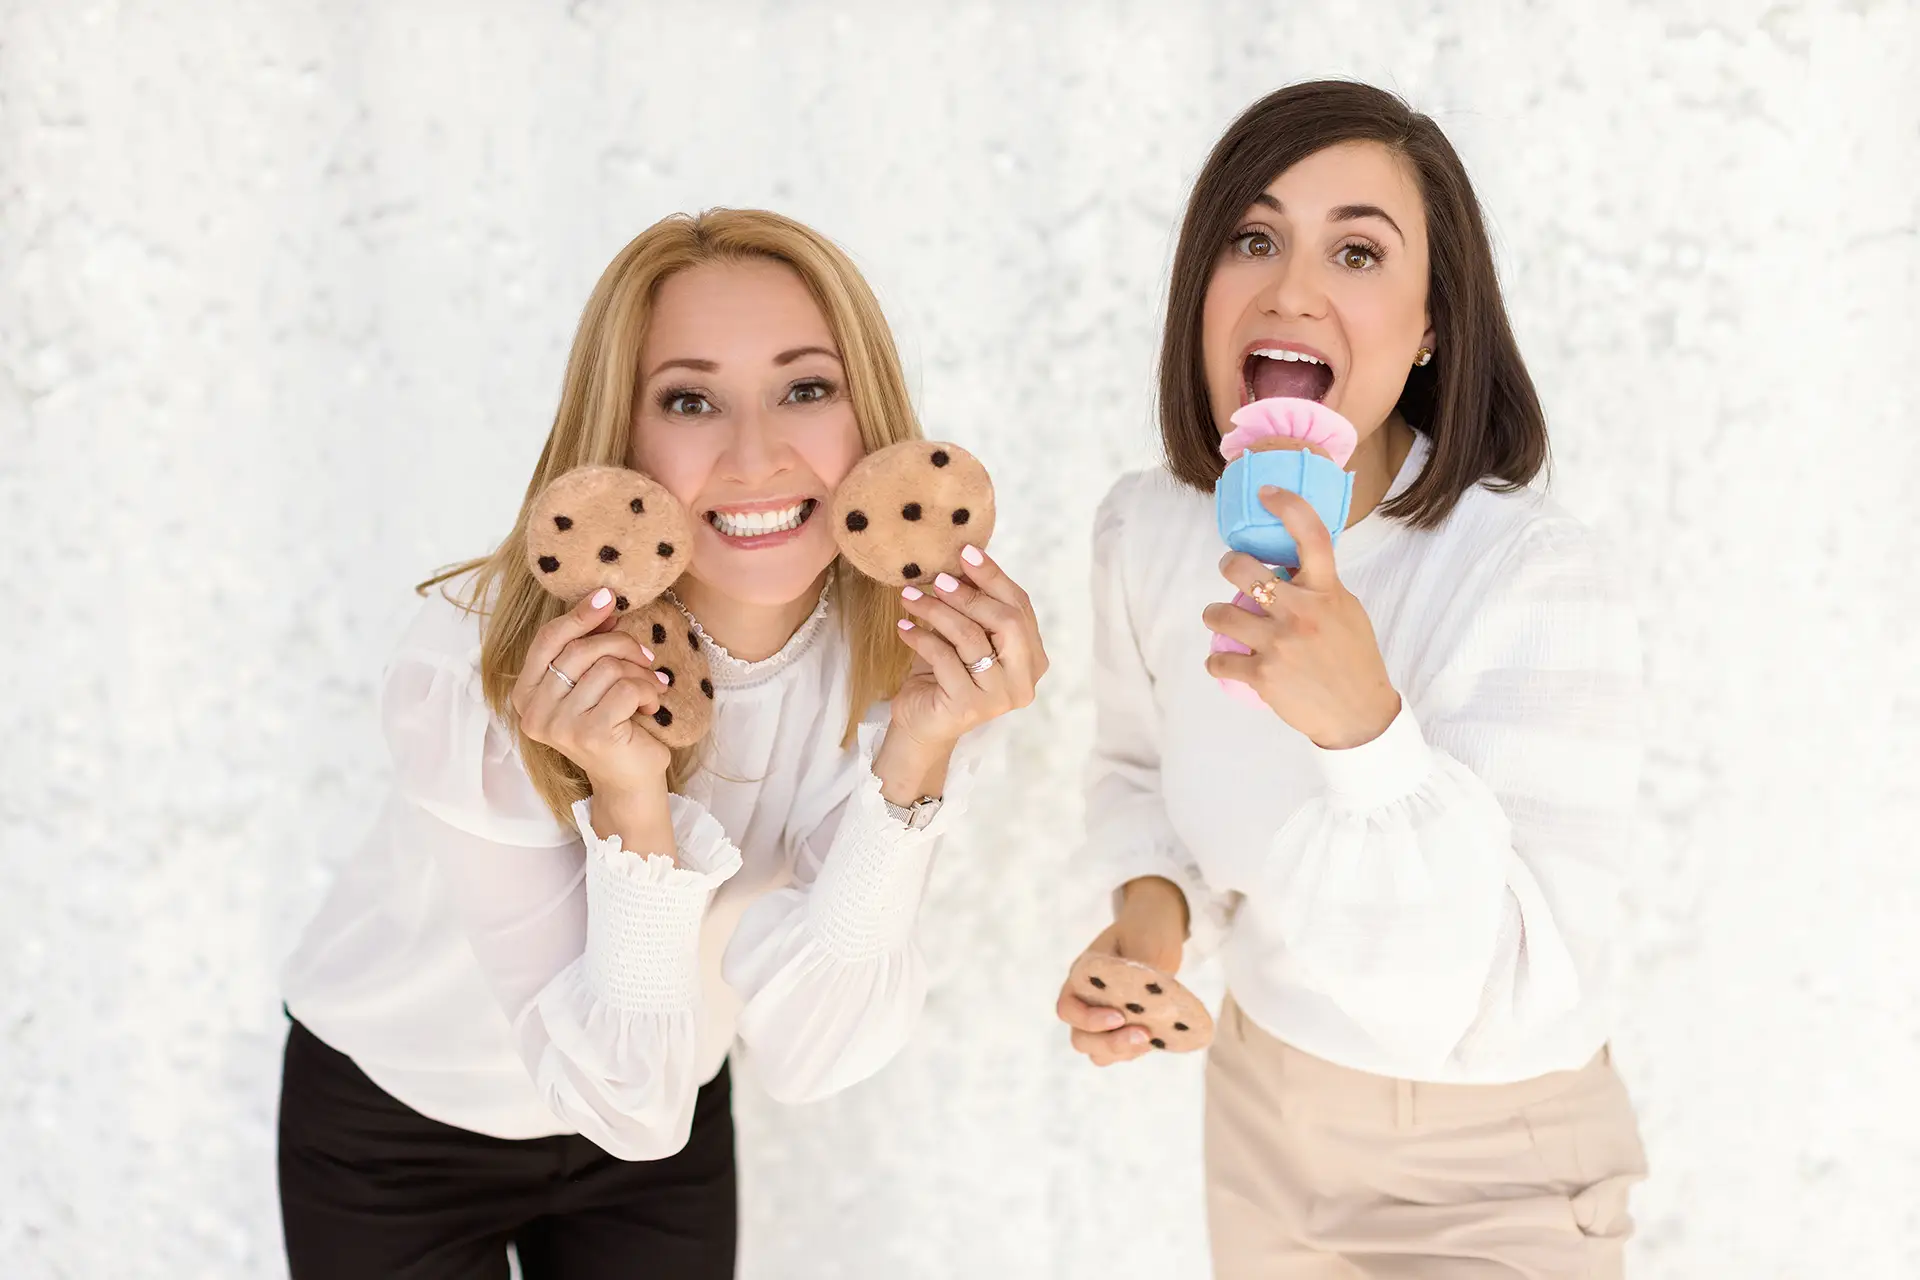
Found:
[830,441,995,587]
[523,465,712,748]
[1211,398,1357,709]
[611,597,714,749]
[525,465,694,613]
[1067,950,1214,1053]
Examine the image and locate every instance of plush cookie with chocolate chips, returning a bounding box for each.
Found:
[525,466,693,613]
[523,465,712,748]
[830,440,995,588]
[1067,951,1214,1053]
[611,597,714,749]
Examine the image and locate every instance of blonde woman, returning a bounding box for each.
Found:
[276,210,1045,1279]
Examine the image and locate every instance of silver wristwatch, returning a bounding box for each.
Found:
[883,795,943,831]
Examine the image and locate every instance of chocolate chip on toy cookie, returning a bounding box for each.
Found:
[1068,951,1213,1053]
[830,441,995,588]
[525,466,693,610]
[611,597,714,750]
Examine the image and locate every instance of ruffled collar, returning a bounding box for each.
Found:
[663,577,836,691]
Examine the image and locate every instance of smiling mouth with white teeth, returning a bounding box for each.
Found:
[706,498,819,541]
[1244,348,1335,406]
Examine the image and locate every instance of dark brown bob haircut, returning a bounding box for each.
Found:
[1158,80,1548,529]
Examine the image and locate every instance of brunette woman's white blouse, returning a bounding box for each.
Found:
[1085,435,1642,1084]
[281,581,991,1160]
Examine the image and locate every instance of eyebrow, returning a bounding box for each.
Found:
[644,347,841,382]
[645,357,718,380]
[774,345,841,366]
[1251,193,1405,243]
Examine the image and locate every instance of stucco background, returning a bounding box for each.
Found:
[2,2,1916,1276]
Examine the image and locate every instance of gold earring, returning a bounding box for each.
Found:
[1414,347,1433,367]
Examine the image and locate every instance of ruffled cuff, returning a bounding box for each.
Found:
[1312,701,1436,810]
[804,719,995,961]
[570,795,743,1014]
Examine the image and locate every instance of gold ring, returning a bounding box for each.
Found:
[1248,577,1282,608]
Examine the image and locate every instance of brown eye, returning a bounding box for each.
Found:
[1233,231,1277,257]
[1341,246,1377,270]
[664,392,714,416]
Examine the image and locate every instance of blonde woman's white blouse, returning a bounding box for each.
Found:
[281,582,991,1160]
[1084,435,1642,1083]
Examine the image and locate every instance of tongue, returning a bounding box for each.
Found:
[1251,358,1331,402]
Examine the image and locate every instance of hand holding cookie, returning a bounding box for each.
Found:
[889,541,1047,749]
[1057,876,1203,1066]
[518,464,716,754]
[1066,950,1214,1055]
[510,587,673,796]
[830,441,1046,749]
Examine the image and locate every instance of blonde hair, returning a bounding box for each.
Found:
[421,209,919,823]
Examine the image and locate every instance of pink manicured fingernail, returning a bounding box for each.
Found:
[656,670,671,685]
[901,585,923,601]
[590,588,612,609]
[897,619,914,631]
[1127,1029,1149,1047]
[934,573,960,593]
[1096,1010,1124,1031]
[962,544,984,567]
[641,646,655,662]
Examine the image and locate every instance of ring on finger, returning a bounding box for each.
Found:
[964,650,998,675]
[547,662,577,690]
[1249,574,1284,608]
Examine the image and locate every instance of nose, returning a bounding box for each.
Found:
[718,402,789,486]
[1259,246,1328,321]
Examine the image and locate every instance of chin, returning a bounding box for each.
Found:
[692,529,837,609]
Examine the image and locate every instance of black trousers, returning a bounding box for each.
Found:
[277,1018,736,1279]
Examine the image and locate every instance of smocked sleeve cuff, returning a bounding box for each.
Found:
[567,795,743,1013]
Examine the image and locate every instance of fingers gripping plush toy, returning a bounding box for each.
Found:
[523,466,715,749]
[1069,951,1215,1053]
[1210,396,1359,709]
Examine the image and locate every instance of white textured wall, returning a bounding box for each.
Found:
[4,2,1917,1276]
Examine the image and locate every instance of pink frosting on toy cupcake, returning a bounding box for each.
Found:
[1219,396,1359,467]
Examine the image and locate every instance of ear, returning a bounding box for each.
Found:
[1421,318,1436,351]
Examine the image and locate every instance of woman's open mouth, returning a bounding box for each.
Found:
[705,498,819,547]
[1242,346,1334,406]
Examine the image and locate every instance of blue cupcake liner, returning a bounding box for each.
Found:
[1214,448,1354,567]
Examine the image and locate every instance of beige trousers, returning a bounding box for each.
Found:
[1204,997,1647,1279]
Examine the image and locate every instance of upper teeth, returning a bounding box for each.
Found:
[1252,348,1326,365]
[712,502,809,538]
